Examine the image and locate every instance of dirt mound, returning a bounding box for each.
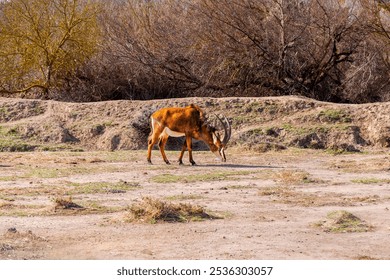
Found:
[0,96,389,152]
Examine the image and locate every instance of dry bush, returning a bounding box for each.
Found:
[126,197,215,223]
[91,0,389,103]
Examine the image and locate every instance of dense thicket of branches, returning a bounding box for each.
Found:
[1,0,389,103]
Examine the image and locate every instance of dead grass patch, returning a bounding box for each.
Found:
[22,165,122,179]
[225,184,257,190]
[259,187,382,207]
[0,176,19,181]
[330,158,390,173]
[54,197,84,210]
[351,178,390,184]
[151,171,251,184]
[0,202,14,209]
[125,197,219,223]
[354,255,379,260]
[4,162,127,180]
[241,142,287,153]
[314,210,373,233]
[67,180,141,194]
[0,197,122,216]
[52,197,123,216]
[165,194,204,201]
[259,186,291,196]
[1,181,140,198]
[275,170,316,185]
[0,203,49,217]
[0,185,68,197]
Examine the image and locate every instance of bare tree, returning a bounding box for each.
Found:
[350,0,390,102]
[4,0,386,103]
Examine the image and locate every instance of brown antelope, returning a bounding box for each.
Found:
[147,104,231,165]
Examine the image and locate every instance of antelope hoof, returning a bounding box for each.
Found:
[147,159,152,165]
[191,161,196,166]
[165,161,171,165]
[178,160,184,165]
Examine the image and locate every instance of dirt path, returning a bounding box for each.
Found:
[1,148,390,259]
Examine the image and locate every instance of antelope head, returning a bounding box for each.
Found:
[201,114,231,162]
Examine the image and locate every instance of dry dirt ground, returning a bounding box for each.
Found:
[1,148,390,260]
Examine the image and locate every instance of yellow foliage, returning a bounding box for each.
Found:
[0,0,101,97]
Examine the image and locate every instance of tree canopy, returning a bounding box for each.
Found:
[0,0,101,98]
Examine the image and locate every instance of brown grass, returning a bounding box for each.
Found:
[275,170,315,185]
[54,197,84,210]
[259,187,382,207]
[125,197,218,223]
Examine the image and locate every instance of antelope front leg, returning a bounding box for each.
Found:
[178,139,187,165]
[186,135,196,165]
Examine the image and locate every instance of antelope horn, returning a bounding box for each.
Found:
[215,114,231,146]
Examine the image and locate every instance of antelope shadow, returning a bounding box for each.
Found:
[193,163,281,169]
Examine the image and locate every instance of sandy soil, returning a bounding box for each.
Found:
[1,148,390,260]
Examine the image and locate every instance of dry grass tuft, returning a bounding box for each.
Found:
[54,197,84,210]
[315,210,373,233]
[126,197,217,223]
[0,202,14,209]
[276,170,313,185]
